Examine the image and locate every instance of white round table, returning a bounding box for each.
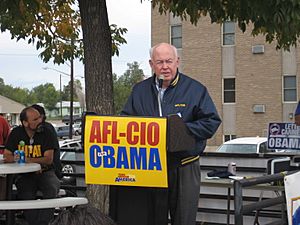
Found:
[0,162,41,225]
[0,162,41,175]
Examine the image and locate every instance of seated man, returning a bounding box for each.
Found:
[31,104,62,179]
[3,106,60,225]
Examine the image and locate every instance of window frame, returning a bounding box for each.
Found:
[224,134,237,142]
[170,24,182,49]
[223,78,236,104]
[283,75,297,103]
[222,21,235,46]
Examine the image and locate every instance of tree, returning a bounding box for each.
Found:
[151,0,300,50]
[31,83,60,110]
[0,78,32,105]
[0,0,127,62]
[0,0,126,212]
[61,79,82,101]
[113,62,145,114]
[0,0,83,64]
[0,77,62,110]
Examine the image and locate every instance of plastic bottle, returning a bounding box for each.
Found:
[15,140,26,164]
[19,150,25,164]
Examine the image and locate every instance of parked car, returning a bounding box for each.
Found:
[73,123,82,136]
[216,137,271,154]
[60,151,76,185]
[62,115,82,125]
[59,138,82,185]
[59,138,82,149]
[55,125,74,139]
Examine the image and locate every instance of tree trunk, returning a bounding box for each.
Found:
[78,0,113,214]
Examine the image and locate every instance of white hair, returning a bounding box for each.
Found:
[149,43,178,59]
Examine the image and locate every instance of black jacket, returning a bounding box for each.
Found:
[122,72,221,161]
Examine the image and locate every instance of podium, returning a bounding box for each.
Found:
[167,114,196,153]
[108,114,197,225]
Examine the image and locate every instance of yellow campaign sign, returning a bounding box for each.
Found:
[84,115,168,187]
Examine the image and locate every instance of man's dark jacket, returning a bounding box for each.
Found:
[121,72,221,161]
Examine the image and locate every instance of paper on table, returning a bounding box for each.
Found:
[229,176,244,180]
[205,176,220,180]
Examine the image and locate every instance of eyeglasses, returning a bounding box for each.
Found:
[154,59,175,66]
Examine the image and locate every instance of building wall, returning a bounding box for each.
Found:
[151,8,299,146]
[182,18,223,145]
[235,26,282,137]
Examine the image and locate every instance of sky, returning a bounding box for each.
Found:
[0,0,151,90]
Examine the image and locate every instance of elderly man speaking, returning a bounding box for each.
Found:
[110,43,221,225]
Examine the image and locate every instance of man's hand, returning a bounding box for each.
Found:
[14,152,20,162]
[3,149,14,163]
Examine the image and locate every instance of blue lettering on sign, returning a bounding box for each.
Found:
[103,146,115,168]
[116,147,129,169]
[89,145,102,167]
[89,145,162,170]
[130,147,147,170]
[149,148,162,170]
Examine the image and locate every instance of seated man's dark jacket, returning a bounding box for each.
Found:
[121,72,221,163]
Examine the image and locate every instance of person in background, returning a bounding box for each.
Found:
[49,204,117,225]
[110,43,221,225]
[31,104,62,179]
[0,114,10,202]
[0,113,10,146]
[295,101,300,125]
[3,106,60,225]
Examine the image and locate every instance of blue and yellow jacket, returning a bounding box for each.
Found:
[121,72,221,166]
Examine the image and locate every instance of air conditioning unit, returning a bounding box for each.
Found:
[252,45,265,54]
[253,104,266,113]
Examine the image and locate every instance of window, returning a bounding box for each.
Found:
[259,142,268,153]
[223,21,235,45]
[171,25,182,48]
[223,78,235,103]
[283,75,296,102]
[224,135,236,142]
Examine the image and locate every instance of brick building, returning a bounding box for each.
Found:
[151,9,299,146]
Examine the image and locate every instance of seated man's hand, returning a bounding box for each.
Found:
[3,150,15,163]
[14,153,20,162]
